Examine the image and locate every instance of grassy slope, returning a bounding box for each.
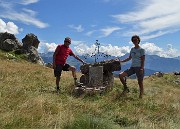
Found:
[0,50,180,129]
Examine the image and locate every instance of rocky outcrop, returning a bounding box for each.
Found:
[45,62,53,68]
[0,32,22,51]
[22,33,40,50]
[0,32,44,65]
[174,72,180,75]
[153,72,164,77]
[27,46,44,65]
[21,33,44,65]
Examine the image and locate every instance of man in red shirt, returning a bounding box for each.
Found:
[53,37,86,92]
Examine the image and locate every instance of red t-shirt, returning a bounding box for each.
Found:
[55,44,74,65]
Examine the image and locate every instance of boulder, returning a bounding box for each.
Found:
[153,72,164,77]
[22,33,40,50]
[0,32,16,42]
[2,39,18,51]
[174,72,180,75]
[0,32,22,51]
[27,46,44,65]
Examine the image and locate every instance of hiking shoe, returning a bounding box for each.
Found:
[124,87,130,93]
[120,87,130,97]
[139,95,143,99]
[139,93,145,99]
[56,86,60,93]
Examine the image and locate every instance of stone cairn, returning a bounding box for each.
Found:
[75,58,121,95]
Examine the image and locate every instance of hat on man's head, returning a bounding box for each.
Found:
[64,37,71,43]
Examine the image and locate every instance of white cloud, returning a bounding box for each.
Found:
[37,40,130,57]
[71,40,84,46]
[0,19,21,34]
[141,43,163,55]
[86,30,97,37]
[74,42,179,58]
[0,0,48,28]
[141,42,178,57]
[140,31,169,41]
[68,24,84,32]
[166,44,179,57]
[74,42,130,57]
[37,40,180,58]
[0,19,6,31]
[0,1,12,9]
[102,0,122,3]
[86,27,121,38]
[0,11,48,28]
[37,42,57,53]
[74,44,96,56]
[22,8,36,16]
[99,26,121,37]
[112,0,180,40]
[100,44,130,56]
[20,0,39,5]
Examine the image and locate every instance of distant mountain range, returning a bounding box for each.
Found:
[39,52,180,76]
[174,56,180,60]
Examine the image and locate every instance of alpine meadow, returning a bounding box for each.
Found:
[0,49,180,129]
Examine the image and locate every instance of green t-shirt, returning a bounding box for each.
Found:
[130,47,145,67]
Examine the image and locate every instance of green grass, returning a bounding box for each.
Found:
[0,50,180,129]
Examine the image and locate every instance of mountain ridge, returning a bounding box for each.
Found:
[39,52,180,76]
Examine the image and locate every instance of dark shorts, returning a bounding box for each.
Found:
[124,67,144,80]
[54,64,70,77]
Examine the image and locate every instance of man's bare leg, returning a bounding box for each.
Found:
[138,79,144,98]
[68,66,78,85]
[56,76,60,91]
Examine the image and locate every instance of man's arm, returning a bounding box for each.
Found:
[53,48,58,69]
[73,55,86,64]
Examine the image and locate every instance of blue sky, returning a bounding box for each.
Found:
[0,0,180,58]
